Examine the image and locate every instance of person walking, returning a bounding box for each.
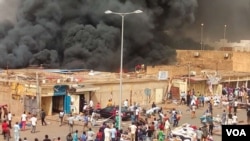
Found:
[201,125,208,141]
[20,111,27,131]
[115,112,120,129]
[221,110,227,125]
[83,114,89,131]
[43,134,51,141]
[232,113,238,125]
[187,92,191,106]
[80,131,87,141]
[164,119,170,138]
[7,111,12,129]
[104,125,110,141]
[99,123,106,141]
[3,106,8,119]
[158,129,164,141]
[151,102,156,108]
[89,99,94,109]
[135,107,140,122]
[30,114,37,133]
[68,114,74,133]
[208,120,214,136]
[196,128,203,141]
[124,99,128,109]
[73,130,79,141]
[110,125,116,141]
[66,133,73,141]
[40,109,47,126]
[173,111,179,127]
[208,102,213,115]
[59,110,64,126]
[153,118,158,130]
[2,120,9,139]
[90,110,97,126]
[95,102,101,110]
[233,100,238,114]
[247,105,250,125]
[95,129,103,141]
[199,94,205,107]
[129,122,137,141]
[86,128,95,141]
[146,128,153,141]
[191,104,196,119]
[13,122,20,141]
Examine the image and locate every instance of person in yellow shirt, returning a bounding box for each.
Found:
[210,97,214,106]
[107,99,112,107]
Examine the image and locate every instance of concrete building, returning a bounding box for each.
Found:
[148,50,250,98]
[1,50,250,116]
[0,69,169,116]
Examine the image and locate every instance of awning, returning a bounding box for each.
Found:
[70,85,100,94]
[75,86,100,93]
[189,77,207,82]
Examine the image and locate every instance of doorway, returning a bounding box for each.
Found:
[155,88,164,103]
[79,95,86,113]
[52,96,64,113]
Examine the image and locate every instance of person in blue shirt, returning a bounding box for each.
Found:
[200,94,205,107]
[131,113,135,124]
[110,126,117,141]
[80,131,87,141]
[73,130,79,141]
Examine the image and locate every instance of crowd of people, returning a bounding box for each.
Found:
[1,85,250,141]
[0,107,52,141]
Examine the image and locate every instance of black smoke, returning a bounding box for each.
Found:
[0,0,198,71]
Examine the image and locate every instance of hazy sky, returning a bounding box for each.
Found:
[183,0,250,42]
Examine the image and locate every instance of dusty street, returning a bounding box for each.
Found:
[1,102,248,141]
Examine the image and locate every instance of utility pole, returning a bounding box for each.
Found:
[201,23,204,50]
[188,62,191,90]
[36,72,41,113]
[6,63,11,111]
[223,24,227,51]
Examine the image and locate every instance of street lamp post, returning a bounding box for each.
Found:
[200,23,204,50]
[223,24,227,50]
[224,24,227,41]
[105,9,143,129]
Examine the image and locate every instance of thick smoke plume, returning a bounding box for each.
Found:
[0,0,198,71]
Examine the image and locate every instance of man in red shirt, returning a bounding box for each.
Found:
[158,122,165,130]
[2,120,9,139]
[96,102,101,110]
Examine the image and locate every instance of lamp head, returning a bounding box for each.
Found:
[105,10,112,14]
[134,10,143,13]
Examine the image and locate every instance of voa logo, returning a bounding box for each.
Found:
[226,129,246,136]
